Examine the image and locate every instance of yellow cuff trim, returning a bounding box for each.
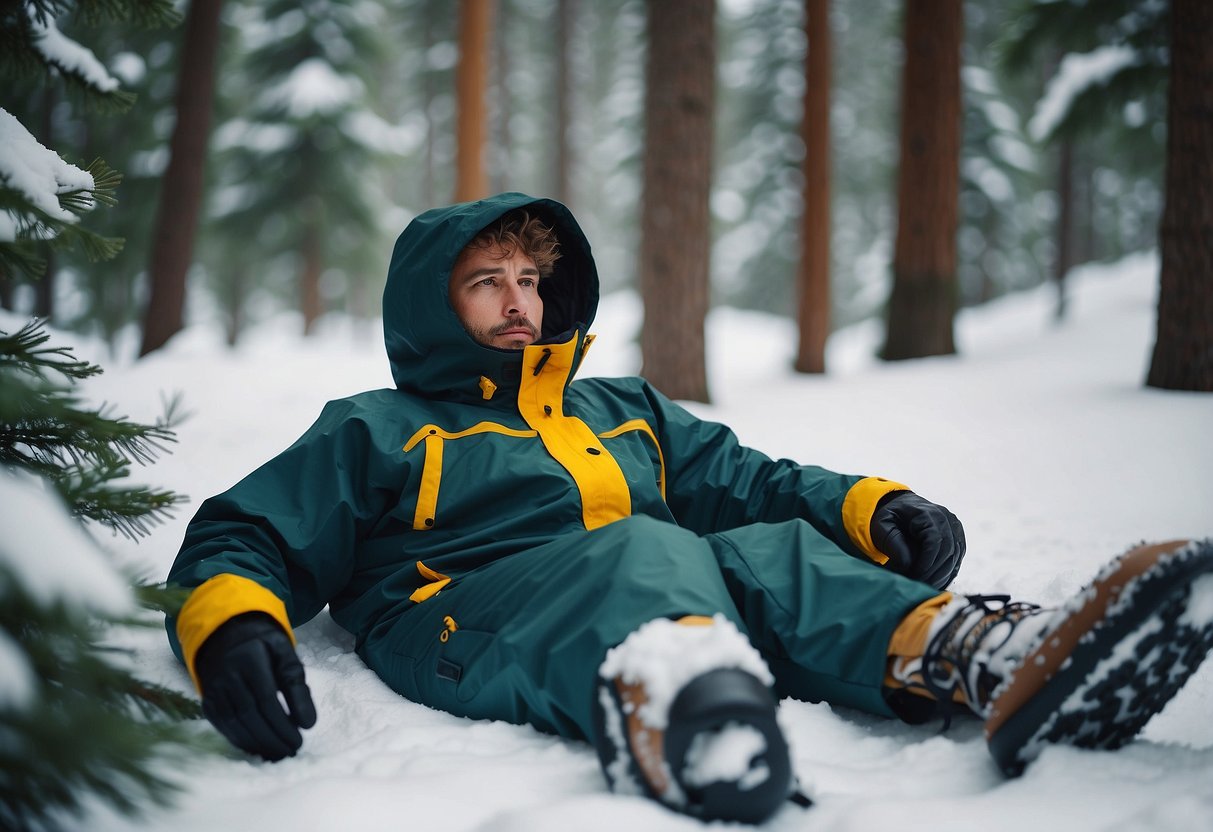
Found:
[842,476,910,564]
[176,573,293,693]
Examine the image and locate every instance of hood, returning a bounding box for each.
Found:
[383,192,599,403]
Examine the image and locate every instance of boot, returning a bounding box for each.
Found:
[592,615,795,824]
[901,539,1213,775]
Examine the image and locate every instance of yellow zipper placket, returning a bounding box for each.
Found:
[518,333,632,530]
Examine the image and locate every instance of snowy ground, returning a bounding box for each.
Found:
[10,250,1213,830]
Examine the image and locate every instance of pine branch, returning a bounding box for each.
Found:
[1,321,186,538]
[134,581,193,618]
[63,461,185,538]
[74,0,182,29]
[0,239,48,282]
[1036,61,1168,142]
[0,580,205,827]
[0,318,103,382]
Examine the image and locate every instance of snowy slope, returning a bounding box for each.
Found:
[17,251,1212,831]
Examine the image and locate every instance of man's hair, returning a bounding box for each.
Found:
[465,210,562,278]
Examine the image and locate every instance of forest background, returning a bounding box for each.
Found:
[3,0,1201,402]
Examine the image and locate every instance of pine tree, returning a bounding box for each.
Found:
[1001,0,1169,313]
[713,0,809,316]
[205,0,394,337]
[0,321,203,828]
[1,0,180,330]
[0,320,183,534]
[2,4,211,825]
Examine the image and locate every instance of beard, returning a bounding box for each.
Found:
[470,316,539,349]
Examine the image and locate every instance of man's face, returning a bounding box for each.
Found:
[448,243,544,349]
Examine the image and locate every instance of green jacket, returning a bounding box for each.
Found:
[166,193,907,688]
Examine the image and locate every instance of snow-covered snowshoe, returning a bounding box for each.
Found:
[910,538,1213,776]
[592,616,796,824]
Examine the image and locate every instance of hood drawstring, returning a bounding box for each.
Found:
[532,348,553,376]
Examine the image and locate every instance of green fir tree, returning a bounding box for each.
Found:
[2,2,210,827]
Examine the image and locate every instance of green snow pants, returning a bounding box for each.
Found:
[358,515,940,742]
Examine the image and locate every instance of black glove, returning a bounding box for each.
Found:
[194,612,317,761]
[870,491,966,589]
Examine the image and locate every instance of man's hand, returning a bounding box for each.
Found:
[194,612,317,761]
[870,491,966,589]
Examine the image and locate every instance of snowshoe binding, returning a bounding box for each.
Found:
[911,538,1213,775]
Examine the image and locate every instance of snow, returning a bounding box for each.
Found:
[683,723,770,790]
[1029,45,1140,141]
[1181,575,1213,629]
[0,469,133,618]
[0,108,95,242]
[28,14,121,94]
[0,628,36,710]
[262,57,365,118]
[599,615,773,730]
[9,249,1213,830]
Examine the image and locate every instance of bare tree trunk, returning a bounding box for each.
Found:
[554,0,576,206]
[882,0,962,361]
[795,0,831,374]
[139,0,223,357]
[638,0,715,403]
[456,0,493,202]
[1147,0,1213,392]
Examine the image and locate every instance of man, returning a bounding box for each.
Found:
[168,193,1213,824]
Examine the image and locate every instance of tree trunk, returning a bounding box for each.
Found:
[882,0,962,361]
[139,0,223,357]
[490,1,510,194]
[1054,135,1074,321]
[300,200,325,336]
[455,0,493,202]
[1147,0,1213,392]
[638,0,715,403]
[795,0,831,374]
[224,265,247,348]
[554,0,576,206]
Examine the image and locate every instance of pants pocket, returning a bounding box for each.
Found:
[437,627,497,704]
